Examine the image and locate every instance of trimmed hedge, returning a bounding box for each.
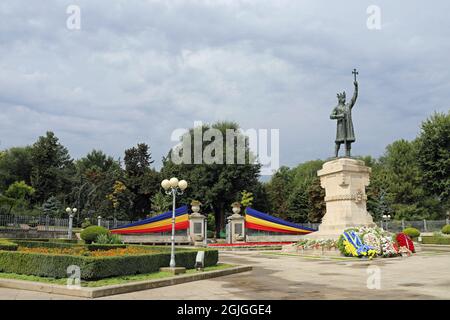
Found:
[421,236,450,245]
[442,224,450,235]
[11,240,82,249]
[0,240,18,251]
[80,226,109,244]
[402,227,420,238]
[0,248,219,280]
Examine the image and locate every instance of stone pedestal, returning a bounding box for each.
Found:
[306,158,375,240]
[227,213,246,244]
[189,212,207,247]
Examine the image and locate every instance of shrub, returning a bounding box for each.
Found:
[94,233,123,245]
[80,226,110,244]
[81,220,92,229]
[402,227,420,238]
[421,236,450,245]
[95,233,110,244]
[0,248,219,280]
[441,224,450,235]
[0,240,18,251]
[12,240,81,249]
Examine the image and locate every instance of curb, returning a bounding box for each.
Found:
[0,265,252,299]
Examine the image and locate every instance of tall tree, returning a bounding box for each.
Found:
[3,181,35,214]
[416,111,450,209]
[377,139,438,219]
[72,150,122,222]
[161,121,261,233]
[123,143,160,219]
[0,146,33,192]
[30,132,74,204]
[265,166,292,219]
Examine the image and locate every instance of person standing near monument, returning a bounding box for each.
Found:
[330,69,359,157]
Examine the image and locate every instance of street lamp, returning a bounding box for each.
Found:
[161,177,188,268]
[382,214,391,231]
[66,207,77,240]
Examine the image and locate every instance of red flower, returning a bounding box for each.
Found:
[396,233,415,253]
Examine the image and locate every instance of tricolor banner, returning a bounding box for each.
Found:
[110,205,189,234]
[245,207,316,234]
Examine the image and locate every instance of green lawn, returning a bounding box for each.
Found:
[0,263,234,288]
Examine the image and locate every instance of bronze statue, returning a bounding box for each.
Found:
[330,69,359,157]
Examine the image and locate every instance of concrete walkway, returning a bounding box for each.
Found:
[0,250,449,299]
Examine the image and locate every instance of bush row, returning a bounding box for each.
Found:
[11,240,80,249]
[8,240,128,251]
[421,236,450,245]
[4,238,80,244]
[0,240,18,251]
[0,248,219,280]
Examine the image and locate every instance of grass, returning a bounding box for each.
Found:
[0,263,234,288]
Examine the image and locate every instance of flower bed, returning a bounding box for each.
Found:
[17,246,163,257]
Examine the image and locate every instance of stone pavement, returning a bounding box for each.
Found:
[0,250,449,300]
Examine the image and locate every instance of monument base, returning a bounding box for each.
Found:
[305,157,375,240]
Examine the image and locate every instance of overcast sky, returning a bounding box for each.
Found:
[0,0,449,174]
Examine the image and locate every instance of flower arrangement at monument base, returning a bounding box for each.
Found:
[296,239,337,251]
[336,226,417,259]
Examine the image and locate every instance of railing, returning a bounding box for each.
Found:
[377,219,449,233]
[0,214,133,232]
[0,214,448,234]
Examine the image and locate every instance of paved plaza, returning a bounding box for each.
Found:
[0,249,449,300]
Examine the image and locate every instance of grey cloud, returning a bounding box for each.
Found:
[0,0,449,171]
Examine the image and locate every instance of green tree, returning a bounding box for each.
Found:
[0,146,33,192]
[377,139,437,219]
[150,192,171,215]
[416,111,450,209]
[123,143,160,219]
[2,181,35,214]
[240,190,254,208]
[306,177,326,223]
[161,121,261,234]
[286,183,310,223]
[30,132,74,203]
[72,150,122,222]
[265,166,292,219]
[42,196,62,217]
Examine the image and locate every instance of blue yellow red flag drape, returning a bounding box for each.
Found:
[245,207,316,234]
[110,206,189,234]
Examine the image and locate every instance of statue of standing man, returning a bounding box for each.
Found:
[330,69,359,157]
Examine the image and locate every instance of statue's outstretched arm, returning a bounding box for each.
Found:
[350,81,358,108]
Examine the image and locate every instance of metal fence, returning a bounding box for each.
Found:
[0,214,448,234]
[0,214,132,232]
[0,214,70,231]
[0,214,189,237]
[377,219,449,233]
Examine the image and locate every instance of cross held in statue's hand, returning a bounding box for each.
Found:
[352,68,359,82]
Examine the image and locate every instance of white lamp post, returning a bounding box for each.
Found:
[382,214,391,231]
[66,207,77,239]
[161,177,188,268]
